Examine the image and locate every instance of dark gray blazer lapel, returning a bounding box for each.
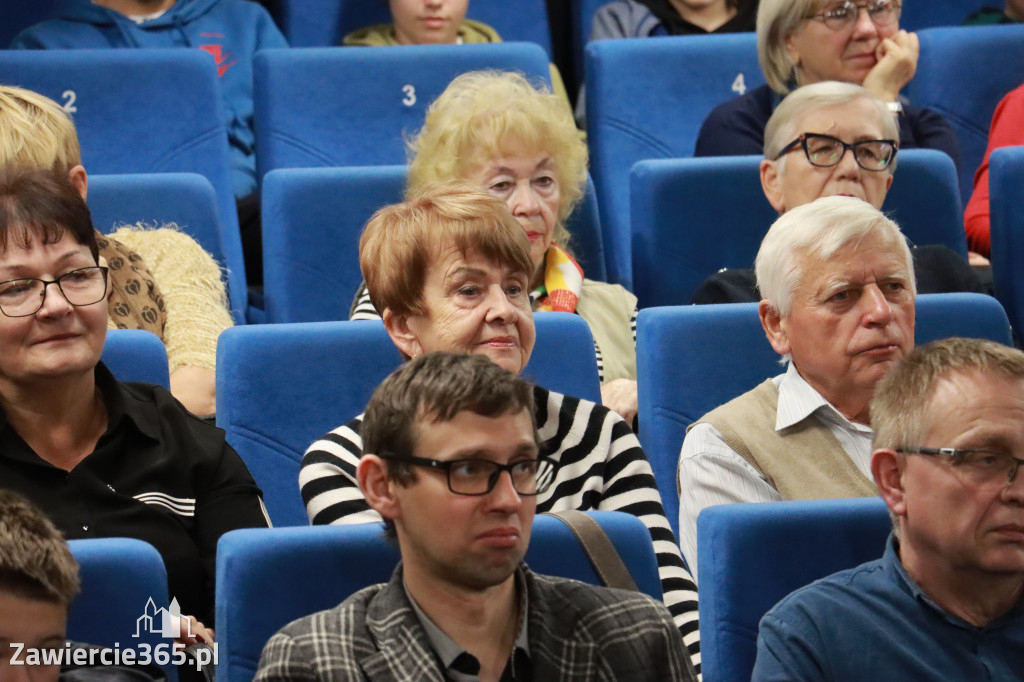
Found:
[361,566,447,682]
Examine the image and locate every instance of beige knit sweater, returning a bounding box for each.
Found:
[106,225,233,373]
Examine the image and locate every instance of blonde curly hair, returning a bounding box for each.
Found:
[407,70,587,251]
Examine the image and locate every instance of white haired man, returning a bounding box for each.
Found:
[752,337,1024,680]
[679,195,916,577]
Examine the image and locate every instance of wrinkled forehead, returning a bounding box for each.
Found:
[788,100,888,143]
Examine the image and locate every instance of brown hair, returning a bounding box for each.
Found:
[359,182,533,318]
[0,166,99,262]
[0,490,80,607]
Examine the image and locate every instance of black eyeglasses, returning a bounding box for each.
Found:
[776,133,897,172]
[809,0,901,31]
[0,266,109,318]
[896,447,1024,486]
[380,453,557,496]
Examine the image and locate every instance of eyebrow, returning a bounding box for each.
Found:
[0,249,91,278]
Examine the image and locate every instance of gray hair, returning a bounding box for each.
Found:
[763,81,900,171]
[755,195,915,317]
[757,0,821,94]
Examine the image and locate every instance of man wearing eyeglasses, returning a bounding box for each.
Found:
[752,337,1024,680]
[696,0,959,170]
[679,195,916,579]
[256,351,695,682]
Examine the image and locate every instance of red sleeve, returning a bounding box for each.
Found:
[965,84,1024,257]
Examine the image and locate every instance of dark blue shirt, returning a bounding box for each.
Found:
[752,535,1024,681]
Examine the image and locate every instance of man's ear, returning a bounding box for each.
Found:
[68,165,88,200]
[872,448,907,518]
[760,159,787,213]
[383,308,424,359]
[759,300,791,356]
[357,454,402,522]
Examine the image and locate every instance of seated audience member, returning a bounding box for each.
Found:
[0,489,171,681]
[965,1,1024,24]
[0,85,232,417]
[344,0,572,109]
[259,352,697,682]
[589,0,757,40]
[752,337,1024,680]
[301,185,701,670]
[0,167,268,635]
[964,82,1024,258]
[695,0,959,169]
[351,71,640,422]
[678,195,915,578]
[10,0,289,286]
[692,80,985,304]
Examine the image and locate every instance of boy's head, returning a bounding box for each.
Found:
[0,490,80,682]
[389,0,470,45]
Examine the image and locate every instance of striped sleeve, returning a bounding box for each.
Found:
[533,387,701,675]
[299,415,382,525]
[349,282,382,321]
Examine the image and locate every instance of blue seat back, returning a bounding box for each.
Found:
[261,166,405,324]
[586,33,763,287]
[899,0,996,30]
[262,167,606,325]
[88,172,246,325]
[990,145,1024,336]
[254,44,551,177]
[0,49,246,318]
[101,329,170,388]
[906,25,1024,202]
[637,293,1012,538]
[630,150,968,309]
[216,316,601,527]
[216,511,659,682]
[570,0,612,85]
[697,498,891,682]
[277,0,552,55]
[68,538,171,673]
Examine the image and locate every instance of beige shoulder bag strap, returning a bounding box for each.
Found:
[543,510,639,592]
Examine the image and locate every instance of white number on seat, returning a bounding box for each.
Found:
[731,73,746,96]
[402,84,416,107]
[61,90,78,114]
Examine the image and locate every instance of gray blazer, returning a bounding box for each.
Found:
[255,563,696,681]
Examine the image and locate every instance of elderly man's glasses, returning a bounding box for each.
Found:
[810,0,901,31]
[777,133,897,172]
[380,453,557,496]
[0,266,109,318]
[896,447,1024,486]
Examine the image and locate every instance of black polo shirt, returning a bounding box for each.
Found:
[0,363,269,623]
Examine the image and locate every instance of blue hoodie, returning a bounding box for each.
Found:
[11,0,288,198]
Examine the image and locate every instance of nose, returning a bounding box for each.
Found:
[487,468,523,510]
[35,280,75,318]
[484,284,519,324]
[509,181,540,218]
[834,145,863,178]
[851,5,880,37]
[860,284,894,326]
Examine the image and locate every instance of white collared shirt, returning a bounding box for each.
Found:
[677,362,873,582]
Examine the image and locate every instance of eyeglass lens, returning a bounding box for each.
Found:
[449,458,554,495]
[0,267,107,317]
[819,0,900,30]
[803,135,894,171]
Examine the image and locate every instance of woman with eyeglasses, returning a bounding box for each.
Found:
[0,167,269,653]
[695,0,960,170]
[300,184,702,674]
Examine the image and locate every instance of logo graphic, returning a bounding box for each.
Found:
[198,44,238,77]
[133,597,197,639]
